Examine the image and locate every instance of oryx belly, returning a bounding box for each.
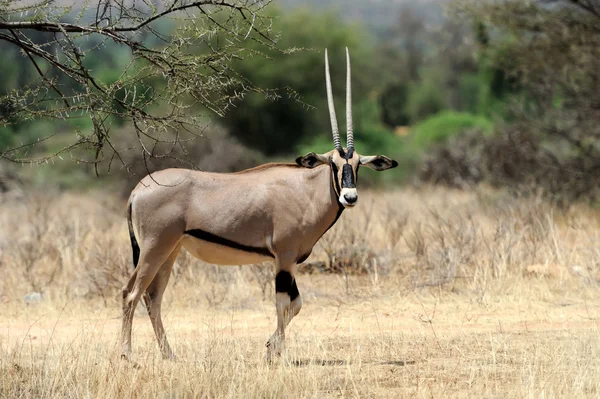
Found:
[181,233,273,266]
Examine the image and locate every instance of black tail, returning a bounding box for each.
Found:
[127,201,140,268]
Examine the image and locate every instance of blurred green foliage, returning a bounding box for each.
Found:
[221,10,374,155]
[405,68,449,122]
[411,111,493,148]
[428,0,600,204]
[0,127,12,148]
[1,2,526,188]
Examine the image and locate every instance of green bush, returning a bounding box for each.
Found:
[410,111,493,149]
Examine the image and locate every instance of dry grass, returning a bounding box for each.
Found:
[1,186,599,398]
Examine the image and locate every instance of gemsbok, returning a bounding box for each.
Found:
[121,48,398,361]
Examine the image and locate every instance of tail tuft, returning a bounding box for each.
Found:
[127,201,140,268]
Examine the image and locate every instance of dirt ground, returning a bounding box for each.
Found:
[2,281,599,398]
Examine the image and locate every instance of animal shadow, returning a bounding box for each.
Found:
[290,359,347,367]
[288,359,416,367]
[376,360,416,366]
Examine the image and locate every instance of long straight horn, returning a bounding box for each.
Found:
[325,49,342,152]
[345,47,354,151]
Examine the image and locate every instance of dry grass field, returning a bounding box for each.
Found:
[1,187,599,398]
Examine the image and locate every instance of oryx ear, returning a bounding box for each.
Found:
[295,152,329,168]
[359,155,398,171]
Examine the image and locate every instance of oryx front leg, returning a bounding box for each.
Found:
[266,266,302,362]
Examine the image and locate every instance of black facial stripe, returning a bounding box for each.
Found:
[184,229,274,258]
[331,160,341,197]
[342,163,356,188]
[275,270,300,301]
[355,163,360,183]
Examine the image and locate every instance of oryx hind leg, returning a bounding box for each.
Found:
[121,234,182,360]
[142,244,181,360]
[266,259,303,362]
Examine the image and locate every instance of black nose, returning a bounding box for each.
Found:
[344,193,358,204]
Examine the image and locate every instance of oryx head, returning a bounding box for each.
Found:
[296,48,398,208]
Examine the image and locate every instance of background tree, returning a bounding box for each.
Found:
[220,11,373,155]
[0,0,277,173]
[377,6,427,127]
[422,0,600,203]
[4,0,596,203]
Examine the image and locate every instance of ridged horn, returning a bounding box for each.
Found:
[325,49,342,152]
[345,47,354,151]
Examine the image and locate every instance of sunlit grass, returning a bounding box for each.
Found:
[1,186,599,397]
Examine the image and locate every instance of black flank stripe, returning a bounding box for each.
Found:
[185,229,274,258]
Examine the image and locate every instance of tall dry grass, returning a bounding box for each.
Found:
[0,186,599,397]
[1,186,597,303]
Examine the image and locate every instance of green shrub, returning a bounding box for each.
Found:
[410,111,493,149]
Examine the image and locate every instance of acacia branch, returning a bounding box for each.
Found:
[0,0,277,171]
[0,1,244,33]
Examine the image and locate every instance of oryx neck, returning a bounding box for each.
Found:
[297,163,343,213]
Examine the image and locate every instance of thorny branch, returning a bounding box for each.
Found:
[0,0,277,174]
